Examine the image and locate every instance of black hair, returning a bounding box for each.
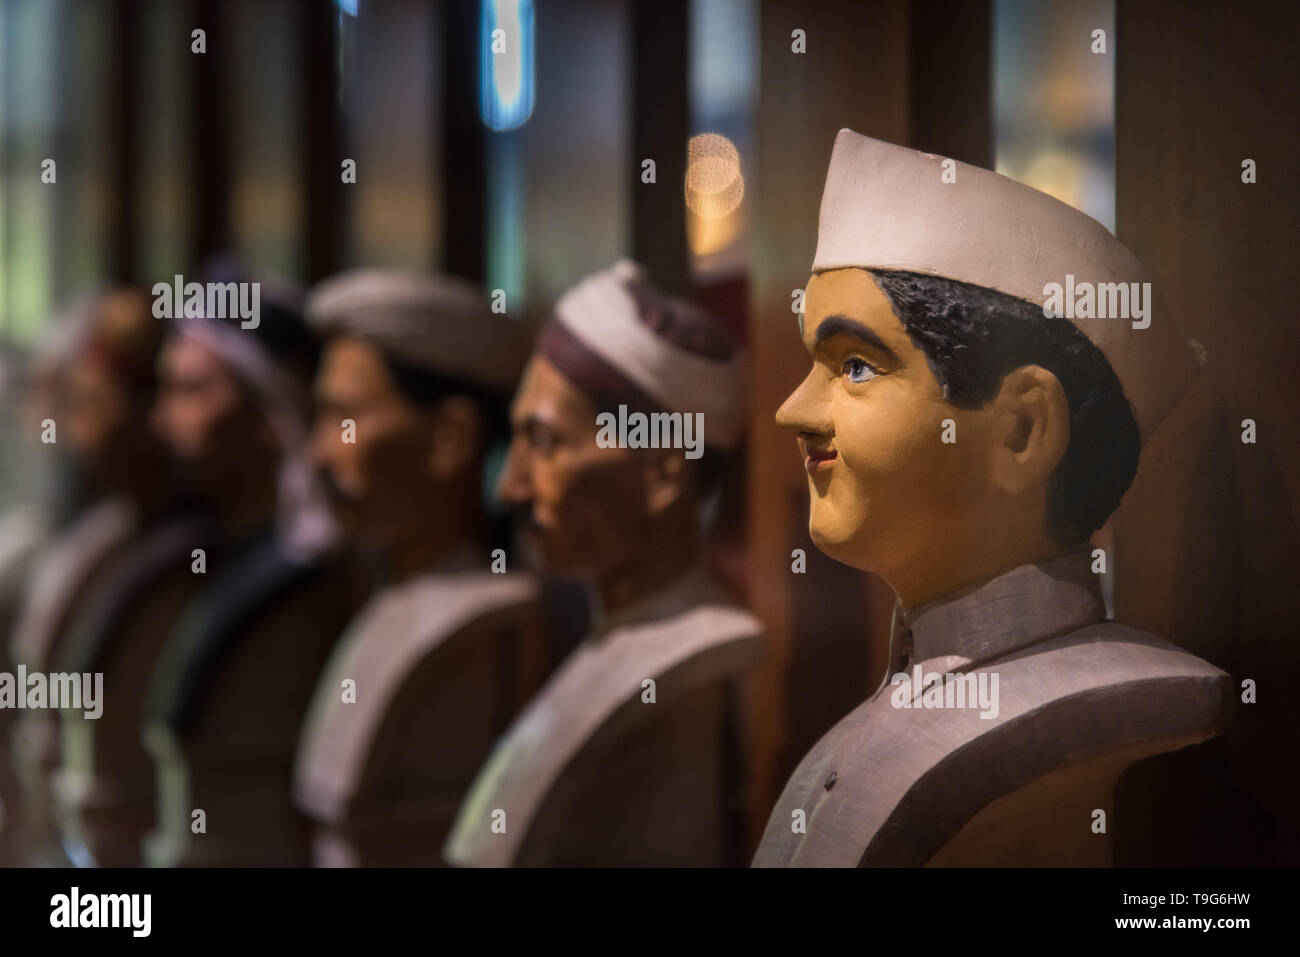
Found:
[378,350,516,552]
[378,349,511,451]
[868,268,1140,547]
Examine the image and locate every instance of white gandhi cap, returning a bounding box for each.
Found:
[813,129,1199,442]
[549,260,747,450]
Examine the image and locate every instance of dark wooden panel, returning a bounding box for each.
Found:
[1112,0,1300,865]
[191,0,232,267]
[908,0,992,166]
[631,0,689,296]
[110,0,141,283]
[302,0,343,283]
[440,0,486,282]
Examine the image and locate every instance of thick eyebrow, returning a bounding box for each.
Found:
[514,410,551,433]
[814,314,900,363]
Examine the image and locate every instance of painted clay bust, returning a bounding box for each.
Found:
[1,299,96,866]
[291,269,547,866]
[138,282,360,867]
[7,288,175,866]
[53,515,204,866]
[752,131,1233,866]
[444,261,764,867]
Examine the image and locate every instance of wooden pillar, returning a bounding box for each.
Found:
[191,0,231,268]
[630,0,689,296]
[302,0,343,283]
[440,0,487,283]
[109,0,141,284]
[1111,0,1300,864]
[908,0,991,166]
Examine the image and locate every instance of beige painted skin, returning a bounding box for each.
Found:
[308,335,487,581]
[776,267,1075,610]
[310,337,439,541]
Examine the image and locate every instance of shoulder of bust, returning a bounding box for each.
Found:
[755,622,1233,867]
[444,601,764,867]
[293,572,541,821]
[330,570,539,677]
[576,601,766,708]
[621,600,764,658]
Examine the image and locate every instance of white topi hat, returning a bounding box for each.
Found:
[812,129,1200,442]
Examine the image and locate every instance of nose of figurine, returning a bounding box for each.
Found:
[495,434,532,508]
[775,368,829,437]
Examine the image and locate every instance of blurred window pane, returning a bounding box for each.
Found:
[687,0,756,278]
[994,0,1115,232]
[136,0,193,282]
[226,0,303,278]
[1,0,112,344]
[342,0,439,270]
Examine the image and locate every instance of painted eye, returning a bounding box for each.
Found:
[525,422,559,454]
[842,357,877,383]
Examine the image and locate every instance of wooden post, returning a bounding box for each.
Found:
[1111,0,1300,864]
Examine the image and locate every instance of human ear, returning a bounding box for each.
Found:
[643,448,691,516]
[987,365,1070,497]
[427,395,485,481]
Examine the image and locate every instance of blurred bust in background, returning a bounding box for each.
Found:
[446,260,765,867]
[139,262,361,867]
[7,287,176,866]
[292,269,548,866]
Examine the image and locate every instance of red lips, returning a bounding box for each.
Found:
[804,447,837,473]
